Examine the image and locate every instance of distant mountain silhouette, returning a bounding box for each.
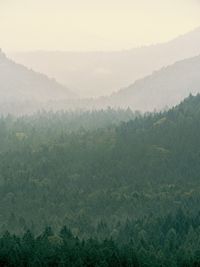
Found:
[97,55,200,111]
[9,27,200,97]
[0,50,74,103]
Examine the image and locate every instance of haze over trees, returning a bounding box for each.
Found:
[0,95,200,265]
[1,6,200,264]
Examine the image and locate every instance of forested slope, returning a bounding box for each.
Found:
[0,95,200,266]
[0,95,199,234]
[1,211,200,267]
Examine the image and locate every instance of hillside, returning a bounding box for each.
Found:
[0,50,73,105]
[0,95,200,266]
[0,94,200,234]
[96,55,200,111]
[9,27,200,97]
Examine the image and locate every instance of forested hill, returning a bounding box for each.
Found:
[0,50,73,105]
[0,95,200,266]
[0,94,199,233]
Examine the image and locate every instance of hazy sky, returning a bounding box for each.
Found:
[1,0,200,51]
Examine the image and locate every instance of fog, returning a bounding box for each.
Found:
[10,27,200,97]
[1,0,200,51]
[2,3,200,265]
[1,0,200,111]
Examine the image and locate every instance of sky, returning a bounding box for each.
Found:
[0,0,200,51]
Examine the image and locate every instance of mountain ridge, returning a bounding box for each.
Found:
[0,50,74,104]
[93,54,200,111]
[9,26,200,97]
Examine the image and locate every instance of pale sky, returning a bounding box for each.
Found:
[1,0,200,51]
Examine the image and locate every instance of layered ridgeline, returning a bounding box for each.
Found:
[10,27,200,97]
[2,49,200,114]
[0,94,200,236]
[0,50,74,114]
